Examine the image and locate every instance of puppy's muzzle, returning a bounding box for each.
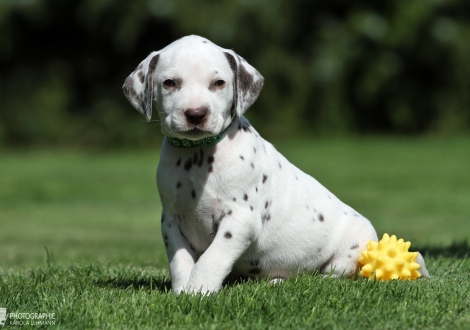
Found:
[184,107,208,126]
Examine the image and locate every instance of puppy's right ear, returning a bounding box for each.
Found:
[122,51,160,121]
[223,50,264,118]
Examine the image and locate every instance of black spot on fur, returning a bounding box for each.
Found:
[137,71,144,83]
[296,176,298,180]
[178,225,187,240]
[131,53,159,120]
[184,158,192,171]
[265,201,269,209]
[233,197,237,202]
[320,254,336,273]
[176,182,182,189]
[238,61,254,94]
[176,158,181,167]
[228,210,232,215]
[262,213,271,221]
[202,40,207,43]
[237,119,252,133]
[256,187,258,193]
[211,214,219,238]
[350,244,359,250]
[240,155,245,161]
[262,175,268,184]
[249,268,261,275]
[218,211,226,222]
[253,147,256,153]
[198,149,204,167]
[207,155,215,164]
[249,259,261,274]
[208,166,213,173]
[319,214,325,222]
[250,206,254,211]
[278,162,282,169]
[191,190,196,199]
[251,163,255,169]
[243,194,248,201]
[223,52,238,117]
[224,232,232,239]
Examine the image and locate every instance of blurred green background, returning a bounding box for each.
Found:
[1,0,470,148]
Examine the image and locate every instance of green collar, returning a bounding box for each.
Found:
[166,118,235,148]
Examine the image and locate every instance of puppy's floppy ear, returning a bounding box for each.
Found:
[122,51,160,121]
[223,50,264,117]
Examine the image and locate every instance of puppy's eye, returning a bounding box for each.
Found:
[214,80,225,87]
[163,79,176,87]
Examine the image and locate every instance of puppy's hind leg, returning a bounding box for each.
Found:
[319,253,361,278]
[321,217,378,278]
[416,252,430,278]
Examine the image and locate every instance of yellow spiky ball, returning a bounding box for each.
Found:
[358,233,421,281]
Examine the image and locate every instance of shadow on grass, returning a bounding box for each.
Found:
[97,274,258,292]
[96,277,172,293]
[93,241,469,293]
[96,273,258,293]
[416,240,470,259]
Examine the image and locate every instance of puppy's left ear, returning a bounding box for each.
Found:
[122,51,160,121]
[223,50,264,117]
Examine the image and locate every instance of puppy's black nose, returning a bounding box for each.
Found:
[184,107,208,125]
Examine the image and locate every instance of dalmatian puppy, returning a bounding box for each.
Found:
[123,35,429,294]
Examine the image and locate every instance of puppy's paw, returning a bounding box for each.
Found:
[183,282,220,296]
[269,278,285,286]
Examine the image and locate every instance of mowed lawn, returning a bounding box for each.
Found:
[1,137,469,329]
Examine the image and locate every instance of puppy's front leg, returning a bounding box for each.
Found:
[162,214,197,293]
[185,210,261,294]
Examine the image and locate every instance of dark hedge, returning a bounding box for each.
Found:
[1,0,469,147]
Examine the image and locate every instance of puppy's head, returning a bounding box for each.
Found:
[122,35,264,140]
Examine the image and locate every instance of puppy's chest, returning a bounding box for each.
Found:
[158,138,270,248]
[159,155,217,215]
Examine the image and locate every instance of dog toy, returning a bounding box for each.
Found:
[358,233,421,280]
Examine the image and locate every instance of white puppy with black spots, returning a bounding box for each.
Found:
[123,35,429,294]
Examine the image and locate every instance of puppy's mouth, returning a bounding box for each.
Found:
[185,128,210,138]
[170,126,215,140]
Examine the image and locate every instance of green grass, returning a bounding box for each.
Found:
[1,137,470,329]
